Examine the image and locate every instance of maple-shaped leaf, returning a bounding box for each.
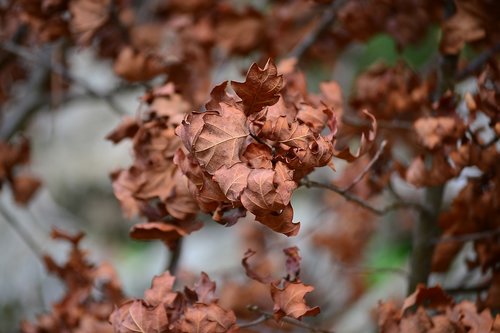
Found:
[273,162,297,206]
[109,299,168,333]
[189,103,249,174]
[178,303,238,333]
[240,168,286,215]
[296,103,333,134]
[187,272,218,304]
[242,143,273,169]
[271,281,320,321]
[213,163,251,202]
[143,272,178,307]
[232,59,283,115]
[261,116,313,150]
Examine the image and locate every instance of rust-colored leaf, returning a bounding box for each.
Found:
[271,281,320,321]
[232,59,283,115]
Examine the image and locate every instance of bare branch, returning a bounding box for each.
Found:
[245,305,335,333]
[455,42,500,81]
[1,41,127,116]
[300,178,427,216]
[288,0,346,60]
[444,281,490,294]
[0,202,43,260]
[343,140,387,192]
[432,227,500,244]
[342,115,413,130]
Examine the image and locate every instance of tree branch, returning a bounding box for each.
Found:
[432,227,500,244]
[343,140,387,192]
[1,41,127,116]
[288,0,346,60]
[455,42,500,81]
[300,178,427,216]
[0,202,43,260]
[244,305,335,333]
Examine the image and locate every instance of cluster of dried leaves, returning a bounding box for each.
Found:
[21,229,123,333]
[110,245,320,332]
[2,0,500,332]
[377,285,500,333]
[109,59,376,245]
[110,271,238,333]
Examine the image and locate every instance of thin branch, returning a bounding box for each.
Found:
[300,178,427,216]
[342,115,413,130]
[432,227,500,244]
[0,202,43,260]
[1,41,127,116]
[246,305,335,333]
[238,314,269,329]
[288,0,346,59]
[166,238,183,275]
[455,42,500,81]
[444,281,490,294]
[343,140,387,192]
[0,65,50,140]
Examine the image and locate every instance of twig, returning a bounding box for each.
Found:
[0,65,50,140]
[238,314,269,329]
[407,0,458,295]
[343,140,387,192]
[455,42,500,81]
[245,305,335,333]
[288,0,346,59]
[444,281,490,294]
[0,202,43,260]
[167,238,183,275]
[342,115,413,130]
[1,41,127,116]
[300,179,427,216]
[432,227,500,244]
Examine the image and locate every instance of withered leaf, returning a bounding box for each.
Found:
[178,303,238,333]
[232,59,283,116]
[191,272,218,304]
[240,168,285,215]
[414,117,465,150]
[69,0,111,45]
[213,162,251,202]
[241,249,273,284]
[283,246,301,281]
[114,47,166,82]
[143,271,177,307]
[191,103,249,174]
[334,110,377,162]
[402,285,453,313]
[255,204,300,237]
[271,281,320,321]
[106,117,139,144]
[130,221,202,249]
[11,175,41,205]
[109,299,169,333]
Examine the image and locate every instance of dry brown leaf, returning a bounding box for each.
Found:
[270,281,320,321]
[232,59,283,116]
